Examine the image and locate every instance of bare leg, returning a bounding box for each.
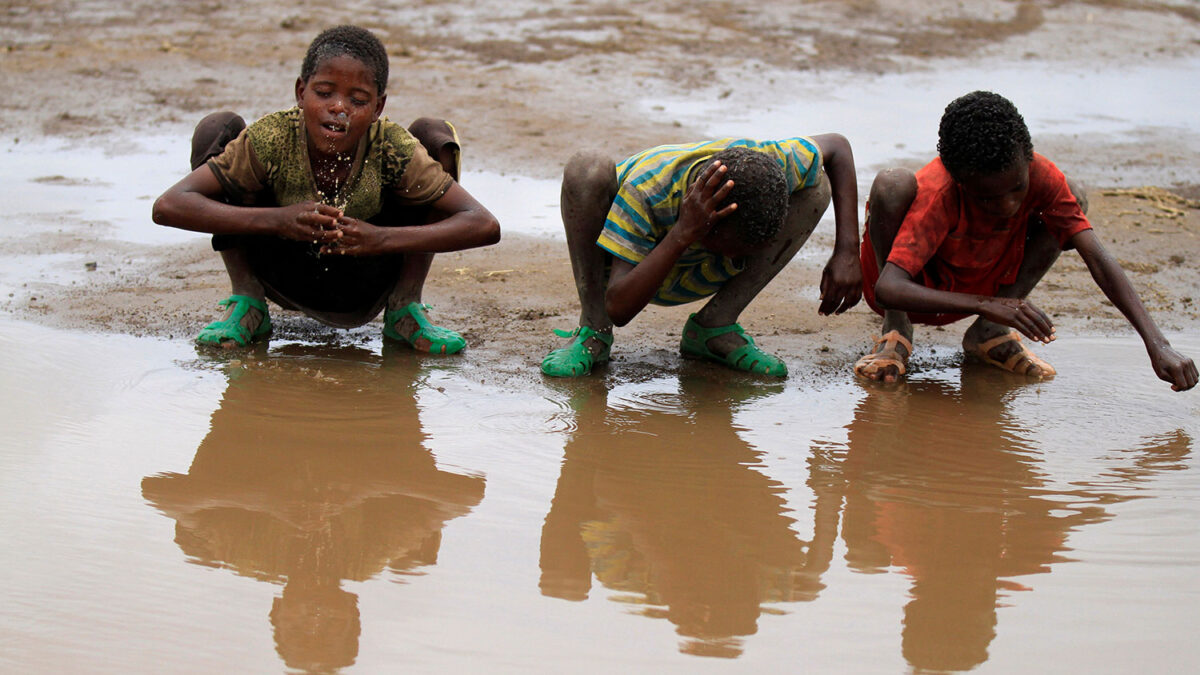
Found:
[562,151,619,332]
[213,248,268,333]
[540,151,620,376]
[961,177,1087,375]
[191,112,272,344]
[691,174,832,357]
[384,118,463,349]
[856,168,917,382]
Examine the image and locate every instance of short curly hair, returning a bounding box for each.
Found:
[705,147,789,248]
[937,91,1033,179]
[300,25,389,96]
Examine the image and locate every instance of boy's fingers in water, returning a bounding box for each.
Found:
[1021,302,1054,342]
[313,203,341,217]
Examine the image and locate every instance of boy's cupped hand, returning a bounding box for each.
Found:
[279,201,344,246]
[319,215,388,256]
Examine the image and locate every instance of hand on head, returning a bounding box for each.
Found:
[676,160,736,243]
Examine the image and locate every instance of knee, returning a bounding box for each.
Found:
[869,168,917,213]
[562,151,617,201]
[408,118,458,157]
[407,117,454,143]
[190,112,246,170]
[866,168,916,237]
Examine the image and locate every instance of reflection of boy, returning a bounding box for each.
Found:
[855,90,1197,391]
[542,135,862,378]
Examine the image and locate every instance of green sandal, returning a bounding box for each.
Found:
[679,314,787,377]
[196,295,272,347]
[383,302,466,354]
[541,326,613,377]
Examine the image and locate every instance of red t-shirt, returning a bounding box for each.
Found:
[888,153,1091,293]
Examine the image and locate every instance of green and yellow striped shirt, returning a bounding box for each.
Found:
[597,137,822,305]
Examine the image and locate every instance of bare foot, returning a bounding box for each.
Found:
[853,330,912,383]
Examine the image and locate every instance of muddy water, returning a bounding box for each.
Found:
[2,317,1197,672]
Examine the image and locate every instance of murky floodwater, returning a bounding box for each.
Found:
[2,317,1197,672]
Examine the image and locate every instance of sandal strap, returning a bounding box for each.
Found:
[383,302,465,354]
[873,329,912,354]
[724,341,787,376]
[976,331,1020,354]
[218,294,268,314]
[973,331,1055,377]
[552,325,613,347]
[542,326,612,377]
[680,314,785,377]
[682,315,748,343]
[198,295,271,346]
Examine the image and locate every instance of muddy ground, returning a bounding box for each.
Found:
[2,0,1198,390]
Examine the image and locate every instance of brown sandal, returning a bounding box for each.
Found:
[968,331,1056,378]
[853,330,913,380]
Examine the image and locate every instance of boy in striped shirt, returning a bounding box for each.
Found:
[541,135,862,377]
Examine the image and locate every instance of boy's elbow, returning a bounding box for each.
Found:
[481,215,501,245]
[605,298,633,328]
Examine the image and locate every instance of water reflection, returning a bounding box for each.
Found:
[539,375,830,658]
[141,345,485,672]
[836,367,1192,671]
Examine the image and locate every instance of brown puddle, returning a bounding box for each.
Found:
[141,345,487,673]
[2,320,1198,672]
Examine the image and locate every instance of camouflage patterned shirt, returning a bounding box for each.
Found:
[207,107,453,220]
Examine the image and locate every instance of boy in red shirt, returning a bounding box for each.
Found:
[854,90,1196,391]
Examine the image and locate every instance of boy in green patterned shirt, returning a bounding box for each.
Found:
[153,25,500,352]
[541,136,863,377]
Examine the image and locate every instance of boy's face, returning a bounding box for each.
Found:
[295,55,386,159]
[957,160,1030,219]
[702,221,766,259]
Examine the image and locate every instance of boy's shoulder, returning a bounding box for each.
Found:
[369,117,421,154]
[243,108,304,160]
[620,137,821,190]
[247,108,302,135]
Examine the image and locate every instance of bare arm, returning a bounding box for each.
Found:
[151,165,343,244]
[604,160,734,326]
[322,182,501,256]
[875,262,1057,343]
[153,167,499,256]
[811,133,863,315]
[1071,229,1197,391]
